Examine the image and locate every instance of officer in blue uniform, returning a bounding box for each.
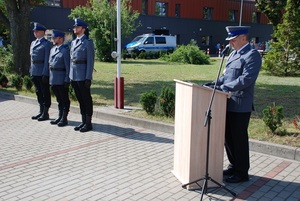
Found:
[49,30,71,127]
[204,26,262,183]
[30,22,52,121]
[70,18,95,132]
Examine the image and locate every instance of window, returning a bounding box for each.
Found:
[175,4,181,17]
[201,36,210,46]
[44,0,61,7]
[229,10,238,22]
[203,7,213,20]
[144,37,154,45]
[155,2,168,16]
[142,0,148,15]
[155,37,166,44]
[252,12,261,24]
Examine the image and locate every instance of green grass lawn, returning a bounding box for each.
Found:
[1,58,299,147]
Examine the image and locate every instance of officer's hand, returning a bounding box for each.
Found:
[42,76,49,84]
[202,82,215,87]
[85,79,91,88]
[220,85,229,92]
[64,82,70,89]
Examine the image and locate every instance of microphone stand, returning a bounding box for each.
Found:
[182,47,236,200]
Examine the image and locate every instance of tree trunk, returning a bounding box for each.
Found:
[5,0,31,76]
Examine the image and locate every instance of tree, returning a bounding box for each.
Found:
[255,0,287,29]
[0,0,43,76]
[69,0,140,62]
[263,0,300,76]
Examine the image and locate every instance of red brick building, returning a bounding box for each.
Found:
[34,0,273,51]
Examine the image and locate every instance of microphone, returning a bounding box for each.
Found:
[221,44,230,55]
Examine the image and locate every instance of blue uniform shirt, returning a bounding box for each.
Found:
[49,44,70,85]
[30,37,52,76]
[69,35,95,81]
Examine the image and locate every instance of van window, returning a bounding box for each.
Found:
[155,37,166,44]
[132,36,143,42]
[144,37,154,44]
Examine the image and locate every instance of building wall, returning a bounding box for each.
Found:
[60,0,269,24]
[32,0,273,53]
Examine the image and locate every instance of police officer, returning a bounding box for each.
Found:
[30,22,52,121]
[204,26,262,183]
[49,30,71,127]
[70,18,95,132]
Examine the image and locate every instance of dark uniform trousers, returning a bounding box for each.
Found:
[51,85,70,112]
[31,76,51,108]
[225,111,251,178]
[71,81,93,116]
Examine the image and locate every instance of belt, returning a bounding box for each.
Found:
[32,60,44,64]
[72,60,87,64]
[50,67,66,71]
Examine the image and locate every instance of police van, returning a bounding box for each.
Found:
[126,33,176,55]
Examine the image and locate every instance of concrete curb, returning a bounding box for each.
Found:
[1,92,299,162]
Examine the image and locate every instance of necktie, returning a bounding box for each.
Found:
[76,39,80,45]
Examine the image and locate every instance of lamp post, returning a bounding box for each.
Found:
[239,0,244,26]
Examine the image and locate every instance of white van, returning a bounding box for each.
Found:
[126,34,176,55]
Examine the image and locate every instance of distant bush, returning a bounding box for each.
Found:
[263,103,284,134]
[11,74,23,90]
[140,90,157,115]
[161,40,210,65]
[159,86,175,117]
[0,73,9,87]
[137,51,146,59]
[0,45,14,73]
[23,75,33,91]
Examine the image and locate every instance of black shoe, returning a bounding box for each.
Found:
[223,168,235,176]
[225,175,249,183]
[50,117,61,125]
[74,123,85,131]
[37,115,49,121]
[32,113,42,120]
[79,124,93,132]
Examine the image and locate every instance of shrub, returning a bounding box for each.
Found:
[0,73,9,87]
[23,75,33,91]
[131,51,137,59]
[262,103,284,134]
[137,51,146,59]
[140,90,157,115]
[11,74,23,90]
[159,86,175,117]
[69,85,77,101]
[0,45,14,74]
[162,40,210,65]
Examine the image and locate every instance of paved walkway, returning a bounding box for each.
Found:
[0,96,300,201]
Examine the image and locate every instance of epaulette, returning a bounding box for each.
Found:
[62,43,70,49]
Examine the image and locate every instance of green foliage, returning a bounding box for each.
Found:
[255,0,287,28]
[137,51,146,59]
[11,74,23,90]
[0,72,8,87]
[0,45,14,74]
[139,90,157,115]
[23,75,33,91]
[159,86,175,117]
[131,51,137,59]
[69,85,77,101]
[262,0,300,76]
[69,0,140,62]
[263,103,284,134]
[162,40,210,65]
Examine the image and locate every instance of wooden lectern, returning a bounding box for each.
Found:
[172,79,230,189]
